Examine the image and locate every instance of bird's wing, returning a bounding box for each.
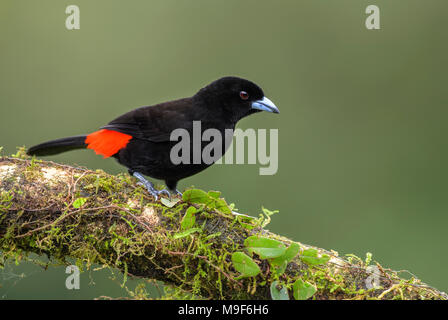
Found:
[101,98,195,143]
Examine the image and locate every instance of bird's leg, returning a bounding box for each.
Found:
[165,179,182,198]
[132,171,170,201]
[173,189,183,197]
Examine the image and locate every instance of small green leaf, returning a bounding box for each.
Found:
[271,259,287,275]
[271,242,300,263]
[213,197,232,214]
[293,279,317,300]
[182,189,210,204]
[208,190,221,199]
[182,189,232,213]
[270,281,290,300]
[238,221,256,230]
[73,197,87,209]
[173,227,202,239]
[301,248,330,266]
[283,243,300,261]
[160,197,180,208]
[181,206,197,230]
[244,236,286,259]
[269,243,300,276]
[231,252,261,278]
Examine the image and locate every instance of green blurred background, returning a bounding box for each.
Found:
[1,0,447,298]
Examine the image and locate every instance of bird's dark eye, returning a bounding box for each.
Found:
[239,91,249,100]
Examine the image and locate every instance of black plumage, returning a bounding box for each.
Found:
[27,76,279,198]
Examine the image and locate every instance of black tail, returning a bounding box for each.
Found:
[27,135,87,156]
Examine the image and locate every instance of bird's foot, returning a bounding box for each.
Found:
[173,189,183,197]
[133,172,170,201]
[140,185,171,201]
[163,189,183,199]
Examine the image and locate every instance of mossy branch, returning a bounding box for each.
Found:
[0,152,446,300]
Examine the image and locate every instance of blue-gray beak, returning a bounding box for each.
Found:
[251,96,280,114]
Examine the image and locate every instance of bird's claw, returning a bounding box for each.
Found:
[133,172,181,201]
[135,182,162,201]
[136,182,173,201]
[158,189,171,198]
[158,189,182,200]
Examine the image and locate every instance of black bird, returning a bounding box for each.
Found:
[27,76,279,199]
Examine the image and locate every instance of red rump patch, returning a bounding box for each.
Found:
[85,129,132,158]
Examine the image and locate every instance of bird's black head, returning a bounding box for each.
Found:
[194,76,279,123]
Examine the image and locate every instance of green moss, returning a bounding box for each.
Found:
[0,155,446,300]
[11,146,28,160]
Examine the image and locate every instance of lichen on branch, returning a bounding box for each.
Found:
[0,149,446,300]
